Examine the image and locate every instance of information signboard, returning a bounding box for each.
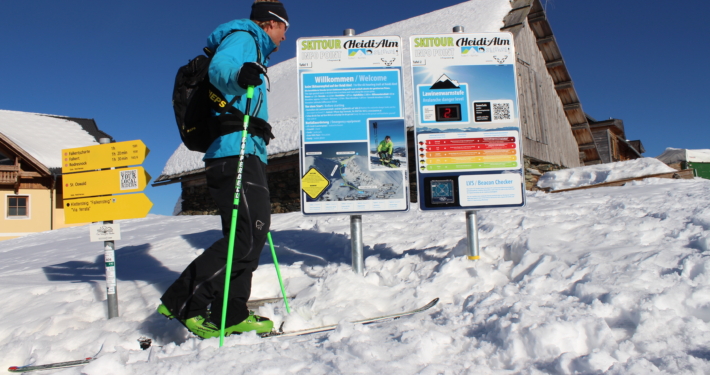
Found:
[297,35,409,214]
[410,33,526,210]
[62,140,149,173]
[63,167,151,199]
[62,140,153,224]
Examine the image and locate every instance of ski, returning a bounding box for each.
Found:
[246,295,294,309]
[260,297,439,338]
[8,347,102,373]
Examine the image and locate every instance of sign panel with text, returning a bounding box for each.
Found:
[297,36,409,215]
[63,167,151,199]
[410,33,525,211]
[62,140,149,173]
[64,193,153,224]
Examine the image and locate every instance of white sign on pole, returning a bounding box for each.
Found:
[410,32,526,210]
[297,36,409,215]
[89,223,122,242]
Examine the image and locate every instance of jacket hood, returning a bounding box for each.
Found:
[206,19,277,60]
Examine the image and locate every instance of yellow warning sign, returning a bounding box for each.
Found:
[301,167,330,199]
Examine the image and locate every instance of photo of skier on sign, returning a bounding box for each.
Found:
[378,136,396,166]
[368,119,406,170]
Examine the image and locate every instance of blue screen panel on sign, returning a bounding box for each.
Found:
[302,71,401,142]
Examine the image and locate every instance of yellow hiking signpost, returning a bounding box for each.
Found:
[64,194,153,224]
[63,167,151,199]
[62,140,153,224]
[62,140,149,173]
[61,139,153,320]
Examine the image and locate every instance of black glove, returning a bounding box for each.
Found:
[237,62,267,89]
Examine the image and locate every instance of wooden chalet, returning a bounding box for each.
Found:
[0,110,113,241]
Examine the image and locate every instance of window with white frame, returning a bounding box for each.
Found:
[7,195,29,218]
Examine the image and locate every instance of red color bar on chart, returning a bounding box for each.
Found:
[425,149,517,158]
[423,143,516,152]
[424,137,515,145]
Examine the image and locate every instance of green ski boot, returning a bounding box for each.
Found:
[185,312,274,339]
[157,304,175,319]
[184,315,221,339]
[227,312,274,334]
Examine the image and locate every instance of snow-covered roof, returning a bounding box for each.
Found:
[159,0,512,179]
[656,147,710,164]
[0,109,108,171]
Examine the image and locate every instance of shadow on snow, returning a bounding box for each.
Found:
[39,227,463,345]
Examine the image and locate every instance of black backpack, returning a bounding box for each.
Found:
[172,31,263,153]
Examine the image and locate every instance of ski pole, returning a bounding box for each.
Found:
[267,232,291,314]
[220,85,254,347]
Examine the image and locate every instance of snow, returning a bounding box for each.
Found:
[0,109,99,169]
[537,158,677,191]
[160,0,511,178]
[2,175,710,373]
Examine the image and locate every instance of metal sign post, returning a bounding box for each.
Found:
[98,138,119,318]
[455,26,479,262]
[344,28,364,275]
[465,210,480,260]
[62,137,152,319]
[350,215,364,275]
[103,220,119,318]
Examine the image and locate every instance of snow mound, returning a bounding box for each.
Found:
[537,157,677,191]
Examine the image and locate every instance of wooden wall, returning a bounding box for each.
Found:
[511,18,582,168]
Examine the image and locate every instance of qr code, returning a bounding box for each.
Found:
[120,169,138,190]
[493,103,511,121]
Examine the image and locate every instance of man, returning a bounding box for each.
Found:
[158,0,288,339]
[377,136,394,166]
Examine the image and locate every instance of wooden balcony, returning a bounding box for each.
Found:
[0,165,20,185]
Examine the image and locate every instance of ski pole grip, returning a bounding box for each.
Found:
[246,86,254,100]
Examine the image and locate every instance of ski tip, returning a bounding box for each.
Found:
[8,366,18,370]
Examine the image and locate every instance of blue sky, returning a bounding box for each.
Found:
[1,0,708,216]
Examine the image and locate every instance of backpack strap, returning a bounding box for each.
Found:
[206,30,264,117]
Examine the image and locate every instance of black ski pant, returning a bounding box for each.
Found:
[161,155,271,327]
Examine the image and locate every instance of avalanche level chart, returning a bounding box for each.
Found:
[418,131,521,172]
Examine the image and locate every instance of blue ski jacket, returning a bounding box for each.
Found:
[203,19,277,164]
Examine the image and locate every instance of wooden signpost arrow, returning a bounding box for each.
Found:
[62,140,150,173]
[63,193,153,224]
[61,139,153,321]
[63,167,151,199]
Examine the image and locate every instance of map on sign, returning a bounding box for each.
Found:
[303,151,404,204]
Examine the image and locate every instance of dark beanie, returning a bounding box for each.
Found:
[250,2,289,25]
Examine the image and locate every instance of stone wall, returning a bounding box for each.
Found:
[524,157,565,191]
[268,166,300,214]
[179,178,218,215]
[177,163,302,216]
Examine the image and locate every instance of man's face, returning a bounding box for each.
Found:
[265,21,287,50]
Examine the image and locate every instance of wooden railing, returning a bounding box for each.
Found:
[0,165,19,185]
